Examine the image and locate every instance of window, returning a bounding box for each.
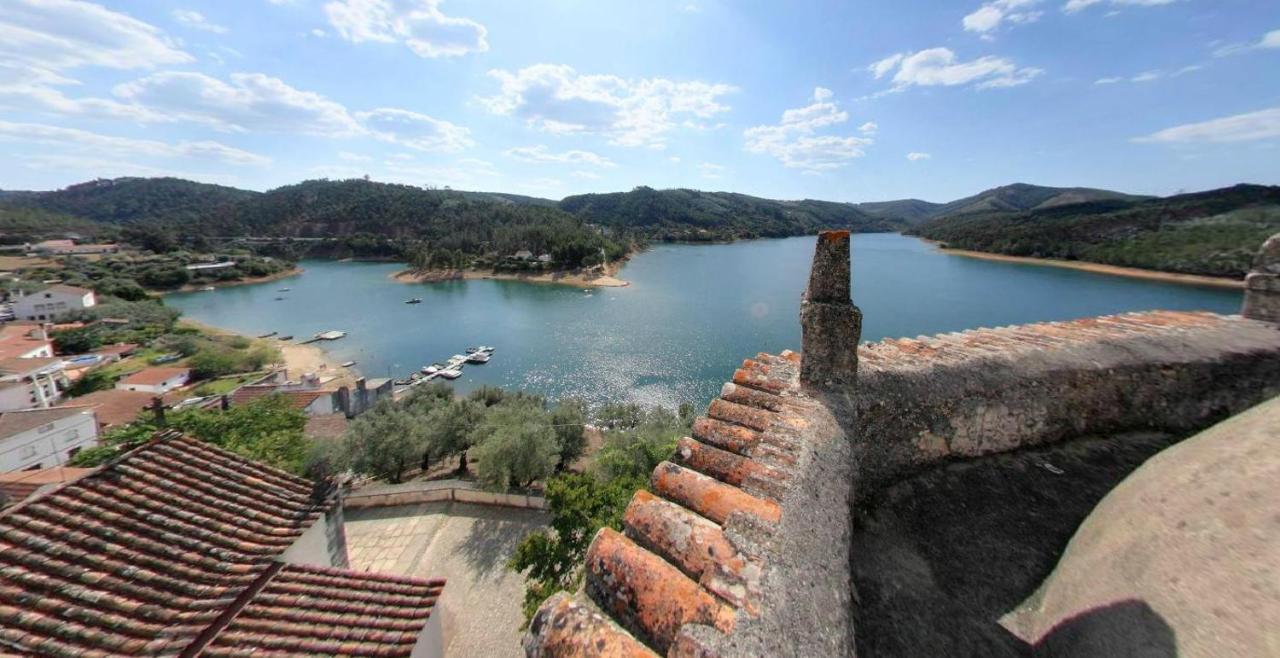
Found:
[67,447,81,459]
[23,463,42,471]
[62,429,80,443]
[19,445,37,459]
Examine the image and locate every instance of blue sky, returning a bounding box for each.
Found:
[0,0,1277,202]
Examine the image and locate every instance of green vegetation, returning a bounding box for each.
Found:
[559,186,901,241]
[70,395,309,473]
[508,403,690,625]
[910,184,1280,278]
[19,251,292,295]
[0,177,255,225]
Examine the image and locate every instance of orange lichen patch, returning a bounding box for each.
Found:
[674,437,785,495]
[719,382,784,413]
[692,417,761,456]
[652,462,781,526]
[585,529,735,653]
[732,367,788,394]
[708,399,774,432]
[526,593,658,658]
[821,229,851,243]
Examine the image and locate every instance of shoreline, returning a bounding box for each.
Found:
[177,317,358,389]
[933,245,1243,290]
[391,262,630,288]
[165,266,304,294]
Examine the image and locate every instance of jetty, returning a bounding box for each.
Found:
[301,330,346,344]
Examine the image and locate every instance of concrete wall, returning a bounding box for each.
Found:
[409,610,445,658]
[279,517,334,567]
[0,409,99,471]
[344,479,548,511]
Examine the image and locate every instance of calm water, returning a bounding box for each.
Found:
[167,234,1240,408]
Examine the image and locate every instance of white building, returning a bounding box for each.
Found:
[0,324,54,361]
[116,367,191,394]
[0,357,67,411]
[12,285,96,322]
[0,406,99,471]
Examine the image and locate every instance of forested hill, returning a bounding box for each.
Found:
[0,177,258,225]
[558,186,900,240]
[910,184,1280,278]
[855,183,1148,225]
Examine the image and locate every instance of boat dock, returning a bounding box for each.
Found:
[392,346,494,396]
[301,330,347,344]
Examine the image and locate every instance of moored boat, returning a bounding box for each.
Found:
[465,351,490,364]
[437,366,463,380]
[405,298,423,304]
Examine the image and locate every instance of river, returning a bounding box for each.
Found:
[167,234,1241,408]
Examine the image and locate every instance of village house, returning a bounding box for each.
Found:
[0,431,449,656]
[0,466,91,506]
[512,249,534,261]
[57,388,156,430]
[185,260,237,271]
[10,284,96,321]
[0,406,98,471]
[115,366,191,394]
[29,239,119,255]
[0,324,53,361]
[0,356,67,411]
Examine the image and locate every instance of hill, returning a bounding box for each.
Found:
[857,183,1148,225]
[558,186,899,240]
[910,184,1280,279]
[0,177,258,225]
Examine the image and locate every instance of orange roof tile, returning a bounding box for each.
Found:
[119,366,190,386]
[60,388,154,426]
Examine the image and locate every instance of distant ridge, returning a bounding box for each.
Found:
[856,183,1150,225]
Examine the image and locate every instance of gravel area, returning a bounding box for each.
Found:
[346,502,550,658]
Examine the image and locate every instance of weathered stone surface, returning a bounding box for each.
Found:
[525,592,657,658]
[800,230,861,388]
[673,437,786,496]
[651,462,781,526]
[691,417,761,456]
[1242,232,1280,322]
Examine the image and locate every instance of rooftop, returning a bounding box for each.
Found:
[59,388,155,426]
[118,366,190,386]
[0,406,92,438]
[229,385,328,410]
[0,325,50,361]
[0,466,92,506]
[0,431,446,656]
[0,356,63,377]
[35,283,93,296]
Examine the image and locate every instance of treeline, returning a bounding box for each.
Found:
[19,251,292,295]
[559,186,903,241]
[910,184,1280,278]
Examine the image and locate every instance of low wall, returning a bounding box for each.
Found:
[343,479,548,511]
[849,312,1280,487]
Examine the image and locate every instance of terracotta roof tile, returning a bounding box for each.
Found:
[229,386,328,410]
[58,388,154,427]
[118,367,189,386]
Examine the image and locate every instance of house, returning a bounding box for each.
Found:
[0,466,91,506]
[185,260,236,271]
[0,431,447,657]
[11,284,96,321]
[229,385,340,415]
[0,406,98,471]
[538,253,554,264]
[115,366,190,394]
[0,323,53,360]
[0,356,67,410]
[512,249,534,261]
[59,388,156,428]
[31,240,119,255]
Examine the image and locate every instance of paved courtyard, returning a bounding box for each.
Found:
[345,502,550,658]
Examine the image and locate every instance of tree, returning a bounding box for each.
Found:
[470,402,558,491]
[66,368,115,397]
[423,399,484,474]
[188,347,241,379]
[52,326,103,354]
[549,398,587,471]
[341,399,429,483]
[593,406,686,482]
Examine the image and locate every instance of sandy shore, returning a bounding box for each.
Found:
[392,265,629,288]
[937,247,1243,289]
[177,317,357,388]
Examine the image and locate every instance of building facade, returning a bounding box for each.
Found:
[11,285,97,321]
[0,357,67,411]
[0,406,98,471]
[115,367,191,394]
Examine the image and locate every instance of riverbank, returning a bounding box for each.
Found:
[177,317,357,388]
[391,262,629,288]
[935,247,1243,290]
[167,266,303,294]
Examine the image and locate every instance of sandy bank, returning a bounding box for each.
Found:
[391,264,629,288]
[937,247,1243,290]
[177,317,358,389]
[167,266,303,294]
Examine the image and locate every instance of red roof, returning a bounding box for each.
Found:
[59,388,154,426]
[0,467,91,506]
[229,385,328,410]
[119,366,190,386]
[0,324,50,361]
[0,432,445,656]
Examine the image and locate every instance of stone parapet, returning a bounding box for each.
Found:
[1242,232,1280,323]
[800,230,861,387]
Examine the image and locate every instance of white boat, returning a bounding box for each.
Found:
[446,354,468,366]
[437,367,463,380]
[314,330,346,341]
[341,361,357,368]
[201,286,216,291]
[465,345,496,354]
[421,363,443,374]
[465,351,490,364]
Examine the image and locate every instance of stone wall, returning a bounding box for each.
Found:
[848,311,1280,487]
[1242,232,1280,323]
[344,478,549,511]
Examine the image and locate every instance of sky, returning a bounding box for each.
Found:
[0,0,1278,203]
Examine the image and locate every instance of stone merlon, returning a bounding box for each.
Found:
[1242,231,1280,323]
[800,230,862,388]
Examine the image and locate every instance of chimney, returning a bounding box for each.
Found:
[800,231,862,388]
[149,397,167,427]
[1242,232,1280,324]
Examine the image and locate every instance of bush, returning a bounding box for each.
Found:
[470,403,559,491]
[187,347,241,379]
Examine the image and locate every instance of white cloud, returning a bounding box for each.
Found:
[1134,107,1280,144]
[699,162,726,179]
[869,48,1043,90]
[338,151,373,162]
[1095,76,1124,84]
[906,152,932,161]
[0,63,164,121]
[859,121,878,134]
[668,156,682,163]
[963,0,1042,34]
[481,64,735,148]
[115,71,363,135]
[0,120,269,166]
[1131,70,1162,83]
[0,0,192,71]
[505,145,615,167]
[311,28,329,38]
[571,170,602,180]
[324,0,488,58]
[1063,0,1176,14]
[23,154,245,186]
[743,87,872,172]
[358,108,472,152]
[173,9,228,34]
[1214,28,1280,57]
[1094,65,1203,85]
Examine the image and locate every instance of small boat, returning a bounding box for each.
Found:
[278,287,292,292]
[405,298,423,304]
[257,331,277,338]
[201,286,216,292]
[437,367,463,380]
[277,335,293,341]
[340,361,357,368]
[393,378,414,386]
[465,351,490,364]
[465,345,496,354]
[314,330,346,341]
[274,296,285,301]
[421,363,442,375]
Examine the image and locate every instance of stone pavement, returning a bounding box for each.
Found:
[345,502,550,658]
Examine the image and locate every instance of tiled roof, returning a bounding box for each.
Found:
[59,388,154,426]
[0,467,91,506]
[203,564,445,658]
[304,413,349,440]
[229,386,328,410]
[0,406,91,438]
[527,351,807,656]
[40,284,93,296]
[0,325,51,361]
[0,356,63,376]
[119,366,190,386]
[0,431,447,657]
